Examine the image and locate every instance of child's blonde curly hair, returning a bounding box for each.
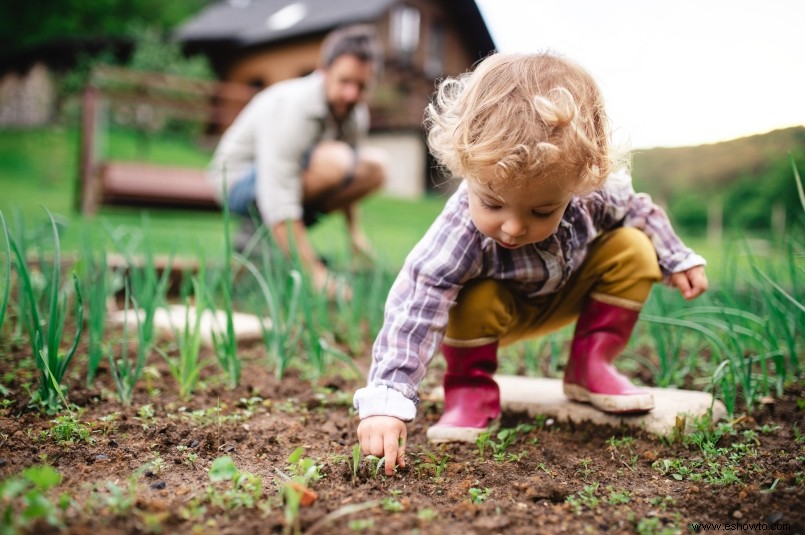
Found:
[426,52,625,194]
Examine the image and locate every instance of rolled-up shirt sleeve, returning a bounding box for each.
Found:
[354,187,483,420]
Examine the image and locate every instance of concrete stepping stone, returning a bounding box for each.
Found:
[426,375,727,436]
[109,305,271,346]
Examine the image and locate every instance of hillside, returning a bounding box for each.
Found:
[631,126,805,202]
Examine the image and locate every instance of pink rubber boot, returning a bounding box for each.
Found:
[563,299,654,413]
[426,341,501,443]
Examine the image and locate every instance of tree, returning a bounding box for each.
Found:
[0,0,211,52]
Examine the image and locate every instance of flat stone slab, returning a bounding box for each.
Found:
[427,375,727,436]
[109,305,271,347]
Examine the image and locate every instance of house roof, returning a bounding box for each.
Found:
[175,0,495,55]
[176,0,398,46]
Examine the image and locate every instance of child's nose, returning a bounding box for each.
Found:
[501,217,527,238]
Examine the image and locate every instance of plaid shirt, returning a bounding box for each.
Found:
[353,170,706,421]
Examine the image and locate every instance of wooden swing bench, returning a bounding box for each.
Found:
[77,66,257,214]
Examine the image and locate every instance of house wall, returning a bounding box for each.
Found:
[364,130,427,199]
[210,0,485,198]
[225,38,321,88]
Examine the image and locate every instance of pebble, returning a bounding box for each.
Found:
[95,454,109,461]
[149,481,167,490]
[188,440,199,448]
[732,510,743,519]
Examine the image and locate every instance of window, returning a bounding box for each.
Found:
[390,5,421,59]
[425,21,444,78]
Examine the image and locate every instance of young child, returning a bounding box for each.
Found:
[353,52,708,475]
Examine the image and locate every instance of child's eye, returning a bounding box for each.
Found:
[531,210,554,218]
[479,199,500,210]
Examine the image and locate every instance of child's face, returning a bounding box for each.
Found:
[466,177,572,249]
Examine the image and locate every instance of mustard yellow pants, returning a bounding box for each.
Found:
[444,227,662,347]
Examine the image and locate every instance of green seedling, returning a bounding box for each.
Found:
[104,215,174,355]
[415,450,450,480]
[107,279,147,405]
[606,486,631,505]
[95,478,138,516]
[208,184,241,388]
[380,497,404,512]
[10,207,84,413]
[350,443,361,483]
[285,446,324,485]
[566,483,600,514]
[160,277,205,400]
[80,232,111,386]
[363,455,387,478]
[468,487,491,504]
[0,465,67,532]
[49,414,92,445]
[0,211,10,338]
[207,456,265,511]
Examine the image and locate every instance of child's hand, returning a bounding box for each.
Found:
[669,265,708,300]
[356,415,407,475]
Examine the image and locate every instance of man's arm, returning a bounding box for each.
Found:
[271,219,337,297]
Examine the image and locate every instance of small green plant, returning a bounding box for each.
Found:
[565,483,600,514]
[207,456,265,511]
[350,443,361,483]
[475,422,535,461]
[285,447,324,485]
[107,279,147,405]
[0,211,10,338]
[414,450,450,480]
[606,486,631,505]
[363,455,387,479]
[10,208,84,413]
[209,187,241,388]
[160,278,206,400]
[49,414,93,445]
[0,465,67,532]
[380,496,404,512]
[468,487,492,504]
[575,457,594,479]
[94,478,138,516]
[417,508,438,521]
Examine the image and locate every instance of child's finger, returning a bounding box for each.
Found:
[383,432,401,475]
[671,272,692,298]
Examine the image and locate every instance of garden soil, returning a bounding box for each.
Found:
[1,332,803,535]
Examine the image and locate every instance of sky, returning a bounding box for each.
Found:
[474,0,805,149]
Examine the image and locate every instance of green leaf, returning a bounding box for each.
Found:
[209,456,238,482]
[23,465,61,490]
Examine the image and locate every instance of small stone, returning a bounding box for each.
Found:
[767,512,784,525]
[149,481,166,490]
[95,454,109,461]
[108,439,118,447]
[732,510,743,519]
[145,470,156,478]
[188,440,199,448]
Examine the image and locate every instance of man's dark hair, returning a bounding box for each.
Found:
[319,24,383,71]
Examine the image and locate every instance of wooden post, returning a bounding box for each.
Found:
[77,85,100,215]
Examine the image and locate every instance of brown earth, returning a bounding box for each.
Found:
[0,331,803,535]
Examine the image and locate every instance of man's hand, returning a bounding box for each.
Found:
[357,416,407,476]
[311,262,352,301]
[349,229,376,269]
[669,265,708,300]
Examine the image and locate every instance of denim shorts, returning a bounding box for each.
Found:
[226,145,357,227]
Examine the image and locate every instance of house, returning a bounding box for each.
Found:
[176,0,496,198]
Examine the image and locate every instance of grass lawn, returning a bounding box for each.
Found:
[0,125,788,276]
[0,126,445,268]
